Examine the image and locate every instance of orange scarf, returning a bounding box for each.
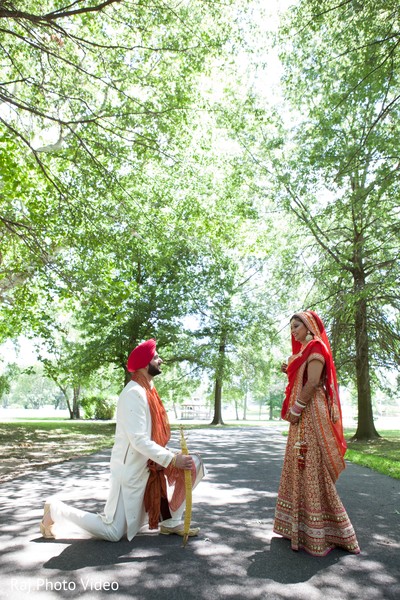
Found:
[131,372,194,529]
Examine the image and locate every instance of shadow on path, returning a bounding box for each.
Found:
[0,426,399,600]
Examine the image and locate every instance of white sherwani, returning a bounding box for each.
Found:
[102,380,174,541]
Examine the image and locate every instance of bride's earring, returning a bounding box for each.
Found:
[305,331,313,342]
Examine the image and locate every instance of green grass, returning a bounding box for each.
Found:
[345,429,400,479]
[0,419,116,482]
[0,419,116,449]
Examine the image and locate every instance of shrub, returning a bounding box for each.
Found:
[94,398,115,420]
[80,396,115,420]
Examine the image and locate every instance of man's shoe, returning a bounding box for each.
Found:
[160,524,200,537]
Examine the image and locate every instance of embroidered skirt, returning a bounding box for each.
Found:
[273,392,360,556]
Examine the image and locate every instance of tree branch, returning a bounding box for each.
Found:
[0,0,123,22]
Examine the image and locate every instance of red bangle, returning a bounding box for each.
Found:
[290,404,303,416]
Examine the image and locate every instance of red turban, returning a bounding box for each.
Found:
[127,339,156,372]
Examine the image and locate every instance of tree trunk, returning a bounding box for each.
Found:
[124,367,131,386]
[242,391,247,420]
[211,332,226,425]
[69,385,81,419]
[58,387,74,420]
[351,281,379,440]
[211,377,225,425]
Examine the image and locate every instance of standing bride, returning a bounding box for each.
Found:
[273,310,360,556]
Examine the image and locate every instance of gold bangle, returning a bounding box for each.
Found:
[170,454,177,468]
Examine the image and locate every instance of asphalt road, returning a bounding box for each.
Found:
[1,426,399,600]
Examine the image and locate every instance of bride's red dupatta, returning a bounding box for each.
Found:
[281,310,346,458]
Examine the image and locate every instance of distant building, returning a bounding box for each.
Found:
[180,397,210,420]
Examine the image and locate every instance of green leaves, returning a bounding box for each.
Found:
[4,1,397,432]
[0,1,241,317]
[267,0,400,437]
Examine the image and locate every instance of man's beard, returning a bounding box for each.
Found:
[147,363,161,377]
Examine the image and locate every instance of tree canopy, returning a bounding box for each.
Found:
[1,0,399,437]
[271,0,400,438]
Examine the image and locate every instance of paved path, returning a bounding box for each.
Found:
[1,426,399,600]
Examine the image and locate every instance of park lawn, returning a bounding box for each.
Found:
[0,419,116,483]
[345,429,400,480]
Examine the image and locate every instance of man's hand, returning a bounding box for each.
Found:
[174,453,194,470]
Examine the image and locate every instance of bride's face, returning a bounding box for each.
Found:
[290,318,308,344]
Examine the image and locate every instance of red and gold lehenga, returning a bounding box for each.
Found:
[273,310,360,557]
